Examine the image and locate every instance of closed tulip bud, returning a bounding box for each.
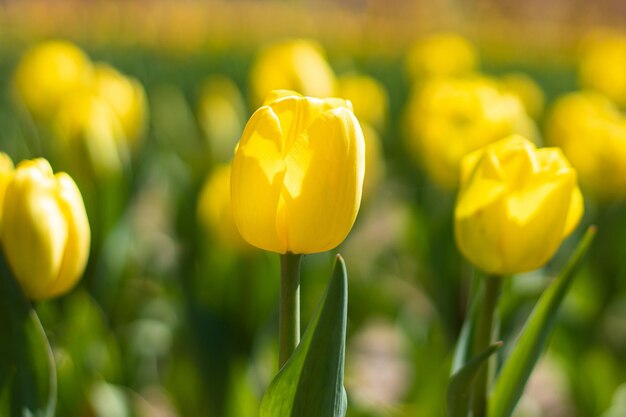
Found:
[1,159,90,300]
[92,63,148,148]
[546,91,626,200]
[198,164,248,250]
[13,40,93,121]
[249,39,336,108]
[336,75,389,132]
[406,33,478,81]
[455,135,583,275]
[0,153,15,231]
[405,76,537,188]
[231,90,365,254]
[579,31,626,108]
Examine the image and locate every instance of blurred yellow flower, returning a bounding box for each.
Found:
[13,40,93,121]
[0,153,15,231]
[198,163,248,250]
[92,63,148,149]
[455,135,583,275]
[546,91,626,200]
[1,158,90,300]
[249,39,336,108]
[405,76,537,188]
[406,33,478,81]
[336,74,389,132]
[579,31,626,108]
[499,72,545,120]
[231,90,365,254]
[54,94,127,180]
[197,76,246,162]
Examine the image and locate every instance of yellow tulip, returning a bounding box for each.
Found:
[405,76,537,188]
[579,31,626,108]
[1,159,90,300]
[197,164,248,250]
[546,91,626,200]
[0,153,15,231]
[92,63,148,148]
[13,40,93,121]
[405,33,478,81]
[249,39,336,108]
[231,90,365,254]
[455,135,583,275]
[336,75,389,131]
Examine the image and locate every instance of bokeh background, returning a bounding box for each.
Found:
[1,1,626,416]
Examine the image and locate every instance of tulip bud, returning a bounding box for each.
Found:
[249,39,336,108]
[0,153,15,231]
[13,40,93,121]
[405,33,478,81]
[197,164,249,250]
[405,76,537,188]
[92,63,148,148]
[455,135,583,275]
[231,90,365,254]
[1,159,90,300]
[546,91,626,201]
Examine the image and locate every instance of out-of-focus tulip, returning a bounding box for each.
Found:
[1,159,90,300]
[231,90,365,254]
[455,135,583,275]
[54,94,127,179]
[360,123,385,198]
[197,76,246,162]
[546,91,626,200]
[13,40,93,121]
[500,72,545,120]
[0,153,15,231]
[336,75,389,132]
[249,39,336,108]
[405,33,478,81]
[405,76,537,188]
[579,31,626,108]
[197,164,248,250]
[92,63,148,148]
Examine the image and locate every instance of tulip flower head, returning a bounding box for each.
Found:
[406,33,479,81]
[455,135,583,275]
[1,159,90,300]
[231,90,365,254]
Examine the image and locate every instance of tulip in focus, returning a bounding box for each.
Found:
[249,39,336,107]
[13,40,93,121]
[1,158,90,300]
[337,74,389,132]
[546,91,626,200]
[455,135,583,275]
[0,153,15,231]
[405,76,537,188]
[405,33,478,81]
[198,164,248,250]
[579,31,626,108]
[231,90,365,254]
[92,63,148,148]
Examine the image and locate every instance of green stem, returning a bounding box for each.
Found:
[279,253,302,368]
[472,274,502,417]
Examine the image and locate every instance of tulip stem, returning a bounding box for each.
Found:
[279,252,302,368]
[472,274,502,417]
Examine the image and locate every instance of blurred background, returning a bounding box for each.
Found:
[1,1,626,416]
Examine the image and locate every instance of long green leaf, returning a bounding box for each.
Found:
[260,254,348,417]
[0,253,57,417]
[448,342,503,417]
[489,226,596,417]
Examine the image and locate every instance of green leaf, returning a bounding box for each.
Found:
[489,226,597,417]
[260,254,348,417]
[0,253,57,417]
[447,342,503,417]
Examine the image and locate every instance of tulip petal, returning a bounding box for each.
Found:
[231,106,287,253]
[282,108,365,254]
